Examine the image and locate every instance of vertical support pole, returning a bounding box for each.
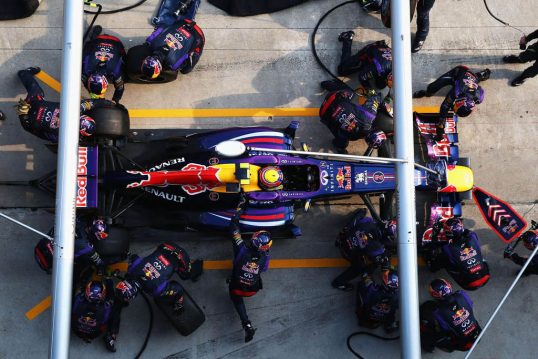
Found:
[391,0,422,358]
[49,0,84,357]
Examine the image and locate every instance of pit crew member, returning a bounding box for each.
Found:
[319,87,382,154]
[17,67,115,142]
[504,230,538,275]
[356,269,399,333]
[333,34,393,91]
[34,218,111,278]
[423,218,490,290]
[420,278,481,353]
[332,209,394,291]
[140,1,204,81]
[72,279,121,352]
[413,65,490,140]
[82,25,126,102]
[228,193,272,343]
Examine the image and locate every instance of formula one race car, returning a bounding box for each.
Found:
[20,106,473,237]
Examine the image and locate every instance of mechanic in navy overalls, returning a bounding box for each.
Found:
[356,269,399,333]
[140,0,205,80]
[328,34,393,91]
[228,193,272,343]
[332,209,394,291]
[81,25,126,102]
[72,279,121,352]
[504,230,538,275]
[423,218,490,290]
[34,218,111,278]
[420,278,481,353]
[413,65,490,140]
[16,67,114,142]
[319,87,382,154]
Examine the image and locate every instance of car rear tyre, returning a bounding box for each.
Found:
[87,104,130,139]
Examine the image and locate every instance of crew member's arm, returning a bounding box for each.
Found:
[230,193,248,251]
[180,28,205,74]
[111,68,125,103]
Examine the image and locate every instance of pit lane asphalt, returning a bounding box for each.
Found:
[1,0,537,358]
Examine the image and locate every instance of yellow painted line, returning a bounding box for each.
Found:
[25,256,426,320]
[25,296,51,320]
[36,70,439,117]
[129,106,439,118]
[35,71,61,93]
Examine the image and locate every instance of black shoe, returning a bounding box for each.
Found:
[90,25,102,40]
[243,321,257,343]
[338,31,355,42]
[321,79,343,92]
[413,90,427,98]
[331,280,353,291]
[0,110,5,121]
[104,333,116,353]
[26,67,41,75]
[503,55,520,64]
[412,40,424,53]
[476,69,491,82]
[511,76,525,86]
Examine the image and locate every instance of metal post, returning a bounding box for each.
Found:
[49,0,84,357]
[391,0,422,358]
[464,245,538,359]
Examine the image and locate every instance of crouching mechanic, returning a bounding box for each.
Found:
[504,230,538,275]
[229,193,272,342]
[82,25,126,102]
[420,278,481,353]
[332,208,395,291]
[423,218,490,290]
[34,218,111,278]
[356,269,399,333]
[413,65,490,140]
[333,33,393,91]
[16,67,114,142]
[319,87,382,154]
[140,0,204,81]
[72,279,120,352]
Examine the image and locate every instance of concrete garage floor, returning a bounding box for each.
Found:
[0,0,537,358]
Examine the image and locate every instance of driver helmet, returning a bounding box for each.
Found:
[383,219,397,241]
[453,94,476,117]
[85,280,107,303]
[88,219,109,241]
[79,115,96,137]
[365,130,387,149]
[251,230,272,252]
[87,73,108,98]
[258,166,283,190]
[522,230,538,251]
[429,278,453,300]
[141,56,162,79]
[443,217,465,241]
[160,242,191,271]
[382,269,399,292]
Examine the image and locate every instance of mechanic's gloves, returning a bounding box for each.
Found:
[16,99,30,116]
[503,247,514,259]
[431,220,443,241]
[434,123,445,142]
[104,332,116,352]
[189,259,204,282]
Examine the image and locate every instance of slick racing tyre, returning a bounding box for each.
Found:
[154,285,206,336]
[126,44,178,84]
[87,104,130,139]
[381,0,418,28]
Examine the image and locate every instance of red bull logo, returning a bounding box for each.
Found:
[452,308,470,326]
[459,247,477,261]
[336,167,352,189]
[336,168,345,188]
